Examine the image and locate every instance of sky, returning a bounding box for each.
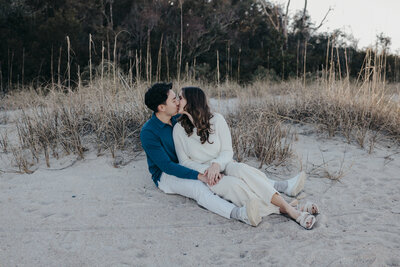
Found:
[272,0,400,53]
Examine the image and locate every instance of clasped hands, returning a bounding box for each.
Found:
[198,162,223,186]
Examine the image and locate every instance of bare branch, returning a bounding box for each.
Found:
[313,7,333,32]
[302,0,307,27]
[303,0,307,16]
[283,0,291,45]
[285,0,291,17]
[258,0,280,32]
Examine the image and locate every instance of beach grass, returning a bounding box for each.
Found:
[0,63,399,174]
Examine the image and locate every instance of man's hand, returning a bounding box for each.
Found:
[197,173,209,184]
[198,172,223,186]
[206,162,221,183]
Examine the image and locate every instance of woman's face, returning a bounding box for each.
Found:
[178,91,187,114]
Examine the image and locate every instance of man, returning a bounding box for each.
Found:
[140,82,261,226]
[140,82,305,226]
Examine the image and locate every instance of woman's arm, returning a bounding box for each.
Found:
[173,125,210,174]
[209,113,234,172]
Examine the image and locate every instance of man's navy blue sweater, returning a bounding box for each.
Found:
[140,113,199,186]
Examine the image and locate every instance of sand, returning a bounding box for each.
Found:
[1,103,400,266]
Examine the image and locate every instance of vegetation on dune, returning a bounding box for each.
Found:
[0,62,398,174]
[0,1,398,175]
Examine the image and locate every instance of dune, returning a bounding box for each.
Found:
[0,102,399,266]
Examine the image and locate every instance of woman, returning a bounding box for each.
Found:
[173,87,319,229]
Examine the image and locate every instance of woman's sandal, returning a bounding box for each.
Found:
[296,212,316,230]
[290,199,319,215]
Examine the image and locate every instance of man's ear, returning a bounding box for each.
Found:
[157,104,166,112]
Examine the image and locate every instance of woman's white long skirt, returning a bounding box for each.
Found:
[210,161,280,217]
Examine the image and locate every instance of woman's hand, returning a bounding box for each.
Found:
[204,171,224,186]
[206,163,221,184]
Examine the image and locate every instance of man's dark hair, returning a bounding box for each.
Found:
[144,82,173,113]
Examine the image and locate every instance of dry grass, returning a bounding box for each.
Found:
[2,76,399,173]
[0,131,9,153]
[1,71,151,173]
[226,105,294,167]
[1,75,297,173]
[260,79,400,150]
[1,34,397,175]
[304,148,354,181]
[247,48,399,151]
[1,74,398,174]
[1,48,399,173]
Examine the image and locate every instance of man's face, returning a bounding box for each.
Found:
[159,90,179,116]
[177,91,187,114]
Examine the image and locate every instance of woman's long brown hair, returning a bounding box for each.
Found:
[178,87,214,144]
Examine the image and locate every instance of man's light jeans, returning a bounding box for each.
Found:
[158,173,235,219]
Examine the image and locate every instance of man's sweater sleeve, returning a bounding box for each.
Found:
[210,113,234,171]
[173,125,209,174]
[140,129,198,180]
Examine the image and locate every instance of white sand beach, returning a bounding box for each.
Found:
[1,105,400,266]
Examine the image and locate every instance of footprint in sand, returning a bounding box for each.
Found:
[60,212,70,218]
[385,258,400,267]
[41,212,55,218]
[250,249,270,261]
[25,208,38,213]
[117,243,136,252]
[135,250,148,258]
[391,205,400,214]
[59,231,76,251]
[39,201,53,206]
[336,217,349,227]
[239,251,248,258]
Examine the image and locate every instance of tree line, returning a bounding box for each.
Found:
[1,0,399,91]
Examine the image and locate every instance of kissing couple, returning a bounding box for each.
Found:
[140,83,319,229]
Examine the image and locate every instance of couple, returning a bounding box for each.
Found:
[140,83,319,229]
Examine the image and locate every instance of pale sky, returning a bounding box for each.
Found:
[272,0,400,53]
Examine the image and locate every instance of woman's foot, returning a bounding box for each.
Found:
[290,199,320,215]
[295,212,316,230]
[271,193,315,230]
